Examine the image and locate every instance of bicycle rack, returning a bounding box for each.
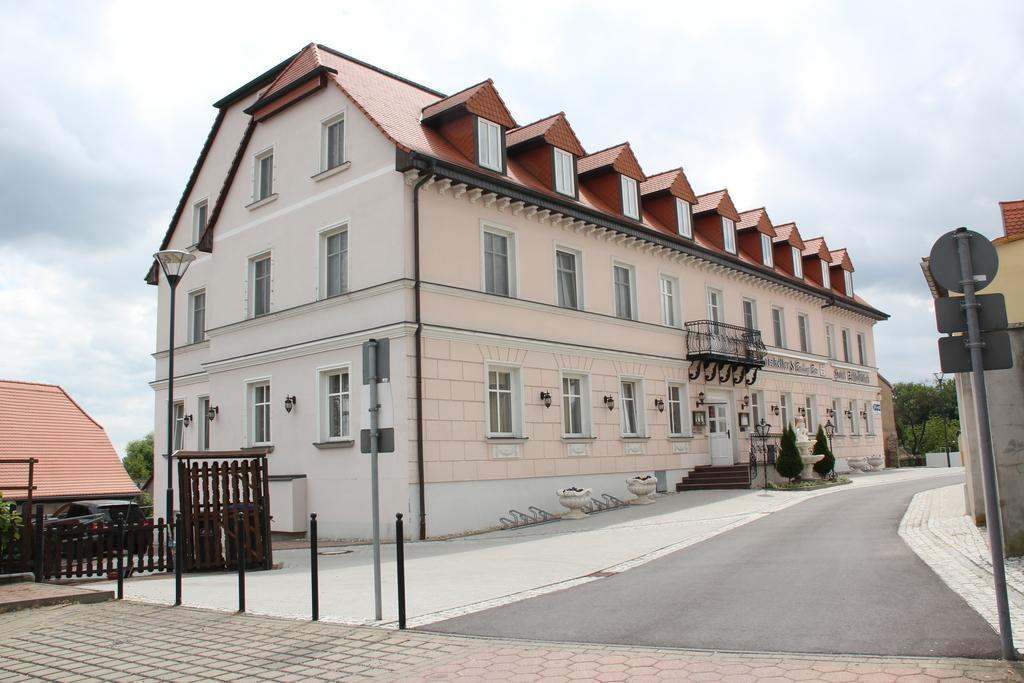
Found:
[498,506,558,529]
[582,494,627,514]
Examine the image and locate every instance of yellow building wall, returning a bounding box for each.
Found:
[988,237,1024,324]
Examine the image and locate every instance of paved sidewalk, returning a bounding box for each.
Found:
[86,467,959,627]
[899,483,1024,652]
[1,601,1022,682]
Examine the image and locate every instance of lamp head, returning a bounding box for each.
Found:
[153,250,197,285]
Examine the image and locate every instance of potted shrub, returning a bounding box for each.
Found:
[626,475,657,505]
[0,493,22,574]
[556,487,591,519]
[812,426,836,479]
[774,425,804,482]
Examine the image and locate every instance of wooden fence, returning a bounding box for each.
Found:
[40,518,172,581]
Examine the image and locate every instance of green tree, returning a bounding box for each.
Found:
[123,432,154,484]
[892,380,958,456]
[921,415,960,455]
[775,425,804,481]
[0,493,21,557]
[812,425,835,477]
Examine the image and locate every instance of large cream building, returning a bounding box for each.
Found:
[149,44,887,539]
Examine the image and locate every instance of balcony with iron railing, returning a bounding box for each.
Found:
[685,320,767,384]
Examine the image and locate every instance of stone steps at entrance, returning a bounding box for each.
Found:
[676,464,752,491]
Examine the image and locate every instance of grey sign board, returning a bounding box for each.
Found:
[938,331,1013,373]
[928,229,999,294]
[935,294,1008,334]
[362,337,390,384]
[360,427,395,454]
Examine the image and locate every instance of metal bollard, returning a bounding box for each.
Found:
[116,512,125,600]
[174,513,183,606]
[33,505,44,583]
[396,513,406,630]
[310,513,319,621]
[237,511,246,613]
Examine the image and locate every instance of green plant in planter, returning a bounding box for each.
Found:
[774,425,804,482]
[812,425,835,478]
[0,492,22,558]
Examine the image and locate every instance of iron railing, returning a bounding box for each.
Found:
[685,320,767,366]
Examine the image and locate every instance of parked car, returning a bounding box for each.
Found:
[43,500,151,579]
[45,500,147,530]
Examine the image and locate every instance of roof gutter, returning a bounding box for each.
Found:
[400,151,888,322]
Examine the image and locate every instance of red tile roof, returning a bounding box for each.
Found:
[772,222,805,249]
[736,208,776,236]
[421,79,517,129]
[0,380,138,501]
[693,190,742,221]
[577,143,645,180]
[506,113,586,156]
[998,199,1024,240]
[830,248,854,271]
[640,169,697,203]
[802,236,831,260]
[260,43,324,101]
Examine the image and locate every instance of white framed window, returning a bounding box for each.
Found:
[866,401,876,435]
[192,200,208,245]
[249,381,271,445]
[561,373,591,437]
[250,253,272,317]
[821,260,830,287]
[188,289,206,344]
[676,198,693,238]
[722,218,737,254]
[707,288,723,323]
[750,390,764,429]
[613,262,636,320]
[553,148,575,196]
[621,175,640,220]
[804,395,816,432]
[667,383,689,436]
[660,275,681,328]
[771,306,786,348]
[841,328,851,362]
[780,393,791,428]
[321,368,351,441]
[477,118,503,172]
[254,149,274,201]
[850,399,860,435]
[555,247,582,310]
[482,227,515,296]
[856,332,867,365]
[321,112,345,171]
[197,396,210,451]
[620,379,644,437]
[742,298,757,331]
[761,233,774,267]
[832,398,844,435]
[844,270,854,296]
[792,246,803,278]
[486,366,521,437]
[825,323,836,359]
[797,313,810,353]
[172,401,185,452]
[321,226,349,298]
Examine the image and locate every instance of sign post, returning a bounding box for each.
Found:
[362,337,389,622]
[929,227,1016,660]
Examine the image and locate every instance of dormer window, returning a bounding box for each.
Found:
[553,148,575,196]
[676,198,693,238]
[621,176,640,220]
[192,200,208,245]
[761,233,774,267]
[792,246,803,278]
[722,218,737,254]
[844,270,853,296]
[820,260,830,287]
[477,118,503,172]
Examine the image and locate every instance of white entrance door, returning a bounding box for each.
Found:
[708,402,733,466]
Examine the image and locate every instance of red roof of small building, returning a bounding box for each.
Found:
[772,222,805,249]
[506,113,586,156]
[802,236,831,260]
[0,380,138,501]
[577,143,645,180]
[737,208,776,236]
[693,190,742,221]
[830,248,854,271]
[421,79,517,128]
[998,199,1024,242]
[640,168,697,203]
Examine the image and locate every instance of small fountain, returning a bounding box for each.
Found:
[795,414,824,479]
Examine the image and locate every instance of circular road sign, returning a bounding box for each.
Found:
[928,228,999,294]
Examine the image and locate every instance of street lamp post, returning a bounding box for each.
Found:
[934,372,951,468]
[154,250,197,526]
[825,420,836,475]
[754,418,772,495]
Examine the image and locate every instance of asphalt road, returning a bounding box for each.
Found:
[424,474,1001,658]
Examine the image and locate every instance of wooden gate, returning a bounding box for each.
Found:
[176,451,272,572]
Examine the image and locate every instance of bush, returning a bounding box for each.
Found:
[812,425,835,478]
[775,425,804,481]
[0,493,22,557]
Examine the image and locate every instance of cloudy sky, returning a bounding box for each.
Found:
[1,1,1021,456]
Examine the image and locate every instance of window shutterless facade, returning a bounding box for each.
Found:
[482,228,514,296]
[722,218,737,254]
[844,270,854,296]
[742,298,757,331]
[772,306,785,348]
[804,395,816,431]
[780,393,791,428]
[620,175,640,220]
[707,288,723,324]
[821,260,830,288]
[620,380,642,436]
[613,262,636,320]
[850,399,860,435]
[323,228,349,297]
[841,328,851,362]
[250,381,271,445]
[660,275,680,327]
[255,149,274,201]
[857,332,867,365]
[192,200,208,245]
[486,367,517,436]
[555,248,581,310]
[750,391,763,428]
[172,401,185,452]
[198,396,210,451]
[322,369,351,440]
[797,313,810,353]
[792,246,803,279]
[250,254,271,317]
[667,383,688,436]
[477,118,503,172]
[189,290,206,344]
[832,398,843,435]
[825,323,836,359]
[761,233,774,267]
[676,198,693,238]
[322,113,345,171]
[553,148,575,196]
[866,402,875,434]
[561,374,589,437]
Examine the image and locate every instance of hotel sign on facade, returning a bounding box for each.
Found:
[765,354,873,386]
[834,367,873,385]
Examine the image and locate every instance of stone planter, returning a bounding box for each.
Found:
[557,487,591,520]
[867,455,884,469]
[847,456,868,472]
[626,476,657,505]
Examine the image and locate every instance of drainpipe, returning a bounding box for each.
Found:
[412,164,434,540]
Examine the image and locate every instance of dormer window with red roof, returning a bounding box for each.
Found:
[791,246,803,279]
[554,148,575,196]
[761,233,774,267]
[821,260,830,288]
[477,118,504,172]
[621,176,640,219]
[722,217,737,254]
[676,199,693,238]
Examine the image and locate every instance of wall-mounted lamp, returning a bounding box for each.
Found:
[182,414,193,428]
[695,391,706,407]
[797,407,806,416]
[540,391,552,408]
[654,398,665,413]
[284,395,297,413]
[844,409,853,418]
[827,408,836,418]
[603,395,615,411]
[860,410,868,419]
[770,404,780,416]
[206,405,219,422]
[740,395,750,409]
